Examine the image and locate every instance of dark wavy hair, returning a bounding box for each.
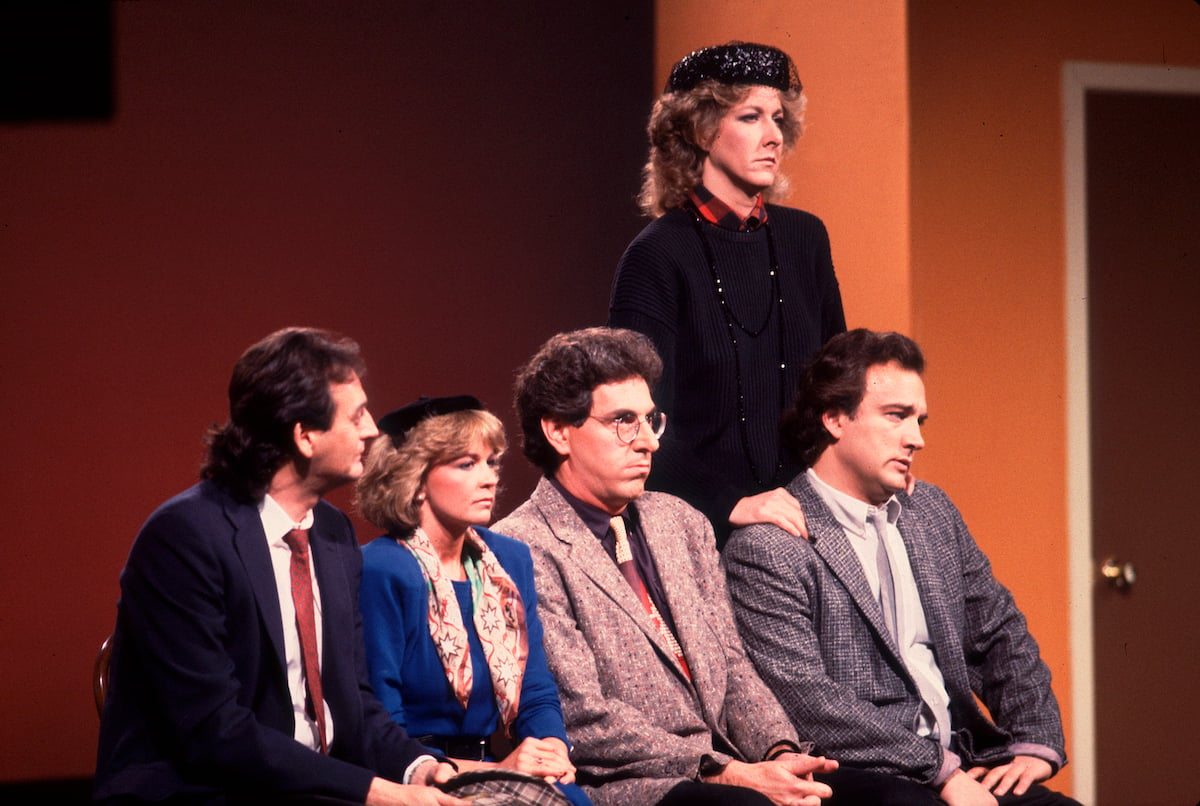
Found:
[781,329,925,468]
[201,327,366,501]
[514,327,663,473]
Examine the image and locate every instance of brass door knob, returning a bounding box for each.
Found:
[1100,557,1136,590]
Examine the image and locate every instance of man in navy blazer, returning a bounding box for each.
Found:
[725,330,1079,806]
[95,328,464,806]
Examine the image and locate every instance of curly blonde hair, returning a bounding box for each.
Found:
[356,409,506,534]
[638,81,806,218]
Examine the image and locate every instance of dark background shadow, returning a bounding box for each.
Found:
[0,0,653,789]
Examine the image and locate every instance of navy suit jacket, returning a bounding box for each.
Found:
[94,480,431,803]
[724,475,1065,786]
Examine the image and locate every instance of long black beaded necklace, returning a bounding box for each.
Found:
[689,210,788,488]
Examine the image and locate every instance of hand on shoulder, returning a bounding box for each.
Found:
[730,488,809,539]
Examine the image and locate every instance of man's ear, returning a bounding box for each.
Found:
[294,422,317,460]
[541,417,572,458]
[821,409,846,441]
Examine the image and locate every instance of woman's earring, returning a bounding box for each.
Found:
[415,491,426,504]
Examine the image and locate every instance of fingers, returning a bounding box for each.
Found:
[972,757,1050,797]
[729,489,810,539]
[503,737,575,781]
[429,762,458,785]
[990,757,1050,797]
[805,779,833,800]
[410,760,447,787]
[434,793,471,806]
[777,753,836,777]
[979,764,1012,794]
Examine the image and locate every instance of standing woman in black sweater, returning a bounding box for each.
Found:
[608,42,846,548]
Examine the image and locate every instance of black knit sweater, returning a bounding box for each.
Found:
[608,204,846,546]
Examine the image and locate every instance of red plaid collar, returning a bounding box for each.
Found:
[687,185,768,231]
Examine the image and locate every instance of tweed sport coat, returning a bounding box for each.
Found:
[494,478,800,806]
[723,474,1066,786]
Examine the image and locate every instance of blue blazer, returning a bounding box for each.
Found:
[359,527,568,744]
[360,527,592,806]
[95,480,432,803]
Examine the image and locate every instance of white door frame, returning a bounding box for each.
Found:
[1062,60,1200,806]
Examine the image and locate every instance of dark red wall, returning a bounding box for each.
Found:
[0,1,652,781]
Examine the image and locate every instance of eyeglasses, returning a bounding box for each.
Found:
[588,410,667,445]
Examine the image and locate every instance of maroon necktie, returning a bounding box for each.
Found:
[283,528,328,753]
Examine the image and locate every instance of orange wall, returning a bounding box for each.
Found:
[0,1,653,782]
[659,0,1200,799]
[909,1,1200,798]
[656,0,912,332]
[6,0,1195,789]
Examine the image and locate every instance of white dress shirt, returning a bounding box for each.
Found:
[259,494,334,751]
[807,469,954,748]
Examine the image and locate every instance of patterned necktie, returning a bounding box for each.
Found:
[610,515,691,679]
[868,509,899,643]
[283,528,328,753]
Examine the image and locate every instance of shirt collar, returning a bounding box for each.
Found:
[258,493,315,545]
[548,476,634,542]
[688,184,769,231]
[806,468,901,539]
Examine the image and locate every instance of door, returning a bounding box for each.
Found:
[1086,88,1200,806]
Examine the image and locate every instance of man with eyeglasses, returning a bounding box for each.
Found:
[494,327,837,806]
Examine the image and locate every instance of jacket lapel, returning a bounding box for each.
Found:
[895,498,968,694]
[227,496,287,668]
[793,476,904,663]
[633,497,709,691]
[308,508,355,740]
[531,480,690,680]
[309,513,350,654]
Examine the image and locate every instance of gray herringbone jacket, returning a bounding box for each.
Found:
[723,474,1066,786]
[495,478,800,806]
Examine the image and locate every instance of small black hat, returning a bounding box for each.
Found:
[377,395,483,446]
[666,41,801,94]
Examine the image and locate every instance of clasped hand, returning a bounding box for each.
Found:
[496,736,576,784]
[705,753,838,806]
[941,756,1053,806]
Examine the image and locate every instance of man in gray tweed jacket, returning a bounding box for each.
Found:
[724,329,1079,806]
[495,327,837,806]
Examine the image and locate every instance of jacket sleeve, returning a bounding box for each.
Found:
[114,505,386,801]
[724,523,947,784]
[942,492,1066,768]
[506,542,572,746]
[676,507,800,760]
[358,542,414,728]
[337,522,440,783]
[514,518,731,783]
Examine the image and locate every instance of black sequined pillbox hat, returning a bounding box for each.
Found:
[665,41,801,94]
[377,395,483,447]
